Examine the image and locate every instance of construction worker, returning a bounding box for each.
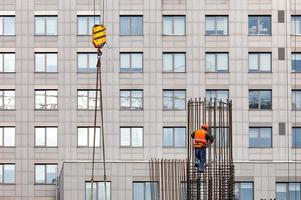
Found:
[191,124,214,172]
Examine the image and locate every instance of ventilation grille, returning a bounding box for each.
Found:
[35,0,57,5]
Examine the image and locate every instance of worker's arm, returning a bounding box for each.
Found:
[206,131,214,143]
[191,131,195,139]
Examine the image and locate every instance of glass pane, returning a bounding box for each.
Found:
[35,17,45,35]
[132,128,143,147]
[174,91,185,110]
[78,128,88,146]
[293,128,301,148]
[132,16,143,35]
[120,91,131,109]
[174,128,185,147]
[295,17,301,34]
[35,128,45,146]
[163,91,174,109]
[206,17,215,35]
[131,53,143,71]
[206,54,216,72]
[78,54,88,70]
[163,16,173,35]
[249,54,259,71]
[289,183,301,200]
[35,165,45,183]
[86,182,97,200]
[95,128,100,147]
[4,127,15,147]
[78,91,88,109]
[89,53,97,70]
[217,90,229,103]
[249,128,259,147]
[240,183,253,200]
[98,182,111,200]
[46,54,57,72]
[4,164,15,183]
[0,91,3,109]
[35,91,45,109]
[46,90,58,110]
[46,165,57,184]
[292,53,301,72]
[4,17,15,35]
[217,54,228,71]
[163,128,173,147]
[0,165,2,183]
[249,91,259,109]
[260,54,271,71]
[133,183,144,200]
[47,127,57,147]
[174,54,185,72]
[4,54,15,72]
[78,16,87,35]
[0,128,2,146]
[89,128,100,147]
[46,17,57,35]
[174,16,185,35]
[260,91,272,109]
[219,16,228,35]
[120,54,130,71]
[163,54,173,72]
[276,183,287,200]
[120,16,131,35]
[294,91,301,110]
[248,16,258,35]
[0,18,3,35]
[131,90,143,109]
[259,16,271,35]
[260,128,271,147]
[120,128,131,146]
[4,90,15,110]
[0,54,3,72]
[35,54,45,72]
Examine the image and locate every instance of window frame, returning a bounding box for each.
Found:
[34,52,58,73]
[248,52,272,72]
[292,90,301,110]
[77,15,100,36]
[249,127,273,148]
[162,52,186,73]
[120,15,143,36]
[0,15,15,36]
[276,182,301,200]
[205,52,229,72]
[34,89,58,111]
[162,15,186,36]
[77,126,101,147]
[119,52,143,73]
[0,163,15,184]
[0,52,15,73]
[132,181,159,200]
[162,89,186,111]
[235,182,254,200]
[0,89,15,111]
[292,15,301,35]
[205,15,229,36]
[77,89,101,110]
[85,181,111,200]
[205,89,229,103]
[34,126,58,147]
[248,89,272,110]
[77,52,98,73]
[34,164,57,185]
[292,52,301,72]
[292,127,301,148]
[120,126,144,148]
[0,126,15,147]
[120,89,143,110]
[248,15,272,36]
[163,127,186,148]
[34,15,58,36]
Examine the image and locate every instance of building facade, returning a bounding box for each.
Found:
[1,0,301,199]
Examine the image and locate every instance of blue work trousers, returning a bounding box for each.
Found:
[195,148,206,171]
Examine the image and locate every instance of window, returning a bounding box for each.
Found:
[163,53,185,72]
[248,53,271,72]
[248,16,271,35]
[0,90,15,110]
[163,90,186,110]
[206,53,229,72]
[35,16,57,35]
[133,182,158,200]
[35,164,57,184]
[163,127,186,148]
[0,164,15,184]
[293,128,301,148]
[163,16,185,35]
[249,90,272,110]
[276,182,301,200]
[211,127,229,148]
[78,16,100,35]
[249,127,272,148]
[120,90,143,110]
[0,53,15,72]
[85,181,111,200]
[77,53,97,72]
[35,53,57,72]
[77,90,100,110]
[206,90,229,103]
[120,53,143,72]
[292,90,301,110]
[0,127,15,147]
[292,53,301,72]
[35,90,58,110]
[0,16,15,35]
[292,16,301,35]
[77,127,100,147]
[205,16,228,35]
[120,127,143,147]
[120,15,143,35]
[35,127,57,147]
[235,182,254,200]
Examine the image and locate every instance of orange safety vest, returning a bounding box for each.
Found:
[194,129,207,148]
